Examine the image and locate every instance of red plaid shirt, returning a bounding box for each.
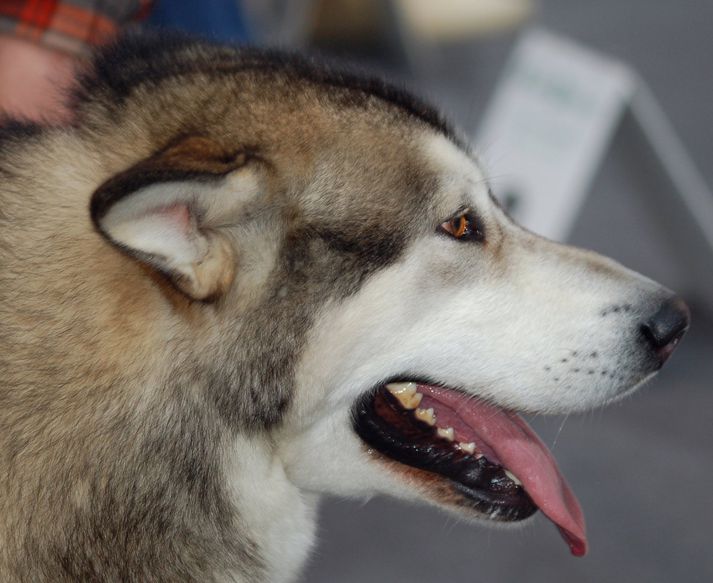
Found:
[0,0,152,55]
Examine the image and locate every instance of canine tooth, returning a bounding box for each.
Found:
[504,470,522,486]
[458,442,476,454]
[414,407,436,426]
[386,382,422,409]
[436,427,455,441]
[386,382,416,395]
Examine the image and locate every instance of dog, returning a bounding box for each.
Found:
[0,33,690,582]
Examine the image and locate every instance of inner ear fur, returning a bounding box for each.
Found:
[90,135,257,302]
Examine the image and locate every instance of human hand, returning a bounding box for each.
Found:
[0,34,77,123]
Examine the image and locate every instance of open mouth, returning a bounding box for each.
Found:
[353,381,587,556]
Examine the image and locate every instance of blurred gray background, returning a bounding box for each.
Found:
[292,1,713,582]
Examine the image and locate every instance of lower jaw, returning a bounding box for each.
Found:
[353,386,538,523]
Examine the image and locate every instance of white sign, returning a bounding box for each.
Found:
[477,29,635,240]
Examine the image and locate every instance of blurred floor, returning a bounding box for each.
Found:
[302,1,713,581]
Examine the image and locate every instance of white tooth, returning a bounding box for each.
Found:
[459,442,476,454]
[475,453,484,460]
[436,427,455,441]
[504,470,522,486]
[386,382,417,395]
[386,382,422,409]
[414,407,436,426]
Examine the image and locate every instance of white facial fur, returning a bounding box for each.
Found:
[279,132,666,504]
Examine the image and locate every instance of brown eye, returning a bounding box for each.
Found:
[439,211,483,242]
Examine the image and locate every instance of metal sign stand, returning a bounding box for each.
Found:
[628,82,713,297]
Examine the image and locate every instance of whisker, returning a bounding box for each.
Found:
[551,415,569,451]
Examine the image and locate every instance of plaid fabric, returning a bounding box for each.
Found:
[0,0,152,55]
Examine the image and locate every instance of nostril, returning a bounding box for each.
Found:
[640,296,691,359]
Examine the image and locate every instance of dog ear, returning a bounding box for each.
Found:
[90,136,260,301]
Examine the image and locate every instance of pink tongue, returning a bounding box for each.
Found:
[421,386,587,557]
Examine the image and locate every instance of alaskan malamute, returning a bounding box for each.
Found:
[0,34,689,582]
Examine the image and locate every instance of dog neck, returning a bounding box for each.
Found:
[223,435,319,583]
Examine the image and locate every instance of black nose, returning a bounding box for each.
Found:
[640,296,691,362]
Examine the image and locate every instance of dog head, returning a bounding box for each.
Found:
[275,134,690,556]
[60,35,689,558]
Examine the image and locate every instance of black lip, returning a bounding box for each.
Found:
[352,385,537,521]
